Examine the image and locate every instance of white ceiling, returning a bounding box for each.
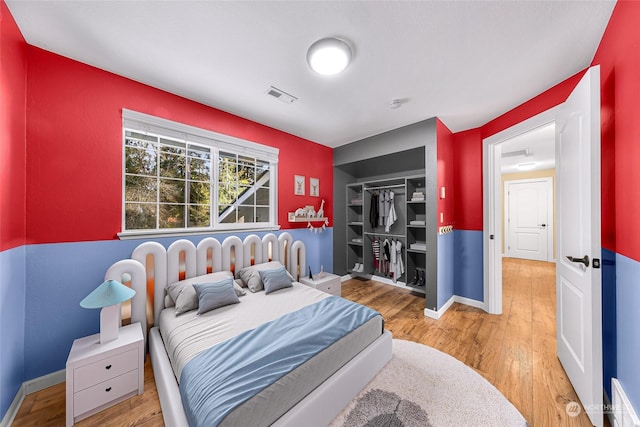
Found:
[6,1,615,148]
[500,123,555,174]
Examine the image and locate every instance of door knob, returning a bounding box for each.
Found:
[539,224,547,228]
[566,255,589,267]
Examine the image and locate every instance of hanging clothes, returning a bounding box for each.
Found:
[369,192,379,228]
[378,190,386,228]
[371,237,380,270]
[385,191,397,233]
[390,240,404,283]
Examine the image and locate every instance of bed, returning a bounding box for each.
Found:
[104,232,392,426]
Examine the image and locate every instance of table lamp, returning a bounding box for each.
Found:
[80,279,136,344]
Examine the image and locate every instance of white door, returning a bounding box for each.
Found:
[556,66,602,426]
[505,178,552,261]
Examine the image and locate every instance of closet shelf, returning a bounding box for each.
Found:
[407,248,426,254]
[348,221,363,226]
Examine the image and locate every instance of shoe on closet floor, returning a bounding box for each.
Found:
[353,263,361,272]
[357,263,365,273]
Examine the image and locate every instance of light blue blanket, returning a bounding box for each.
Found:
[179,296,379,427]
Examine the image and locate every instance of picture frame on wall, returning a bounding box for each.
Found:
[294,175,305,195]
[310,177,319,197]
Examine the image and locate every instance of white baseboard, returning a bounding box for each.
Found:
[1,384,24,427]
[612,378,640,427]
[0,369,65,427]
[424,295,485,319]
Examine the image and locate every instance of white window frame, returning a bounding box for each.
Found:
[119,109,279,239]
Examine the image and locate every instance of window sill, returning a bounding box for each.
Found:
[117,225,281,240]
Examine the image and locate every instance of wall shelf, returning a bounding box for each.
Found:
[288,216,329,223]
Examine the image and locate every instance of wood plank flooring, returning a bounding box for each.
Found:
[12,257,599,426]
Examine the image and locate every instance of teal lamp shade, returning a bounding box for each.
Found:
[80,280,136,309]
[81,280,136,344]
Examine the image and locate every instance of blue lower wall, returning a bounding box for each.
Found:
[453,230,483,302]
[0,246,26,419]
[602,248,617,400]
[22,229,332,382]
[616,252,640,415]
[437,233,454,309]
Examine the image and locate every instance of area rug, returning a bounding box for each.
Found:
[330,339,528,427]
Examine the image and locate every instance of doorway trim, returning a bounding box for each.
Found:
[482,106,559,314]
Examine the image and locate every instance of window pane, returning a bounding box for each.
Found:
[256,187,270,205]
[160,138,186,154]
[159,178,185,203]
[219,158,237,184]
[125,176,157,202]
[218,184,235,206]
[238,186,254,205]
[189,157,211,182]
[238,163,255,186]
[188,205,210,227]
[189,181,210,205]
[219,206,237,223]
[125,203,157,229]
[159,204,185,228]
[125,145,157,176]
[256,207,270,223]
[160,152,186,179]
[125,131,157,144]
[237,206,254,223]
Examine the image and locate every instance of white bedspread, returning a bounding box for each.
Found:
[159,282,330,381]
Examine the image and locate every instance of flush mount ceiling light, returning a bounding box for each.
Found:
[307,37,352,76]
[517,162,536,171]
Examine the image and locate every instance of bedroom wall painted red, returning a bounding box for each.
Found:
[450,71,586,233]
[0,1,27,252]
[451,128,483,231]
[591,0,640,261]
[436,119,455,227]
[25,47,332,244]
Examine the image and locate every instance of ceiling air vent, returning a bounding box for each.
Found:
[266,86,297,104]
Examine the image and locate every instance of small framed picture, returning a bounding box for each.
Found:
[310,177,319,197]
[294,175,305,195]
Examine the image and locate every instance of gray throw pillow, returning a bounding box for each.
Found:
[166,271,234,315]
[193,278,240,315]
[260,266,293,294]
[237,261,294,292]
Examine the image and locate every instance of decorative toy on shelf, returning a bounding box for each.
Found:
[288,199,329,233]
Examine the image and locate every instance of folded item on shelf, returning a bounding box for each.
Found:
[409,242,427,251]
[351,238,363,243]
[409,220,426,226]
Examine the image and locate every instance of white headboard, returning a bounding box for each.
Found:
[104,232,306,344]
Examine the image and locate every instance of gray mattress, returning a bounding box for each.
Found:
[158,282,383,426]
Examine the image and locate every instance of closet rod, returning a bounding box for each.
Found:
[364,231,405,238]
[366,184,405,191]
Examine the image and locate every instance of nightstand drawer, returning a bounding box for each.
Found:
[74,369,138,417]
[317,281,340,296]
[74,348,138,391]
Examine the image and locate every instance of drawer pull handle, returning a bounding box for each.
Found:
[105,364,112,370]
[105,387,112,392]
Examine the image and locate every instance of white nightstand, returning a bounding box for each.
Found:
[66,322,144,426]
[299,273,341,296]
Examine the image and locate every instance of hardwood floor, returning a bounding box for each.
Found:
[13,257,599,426]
